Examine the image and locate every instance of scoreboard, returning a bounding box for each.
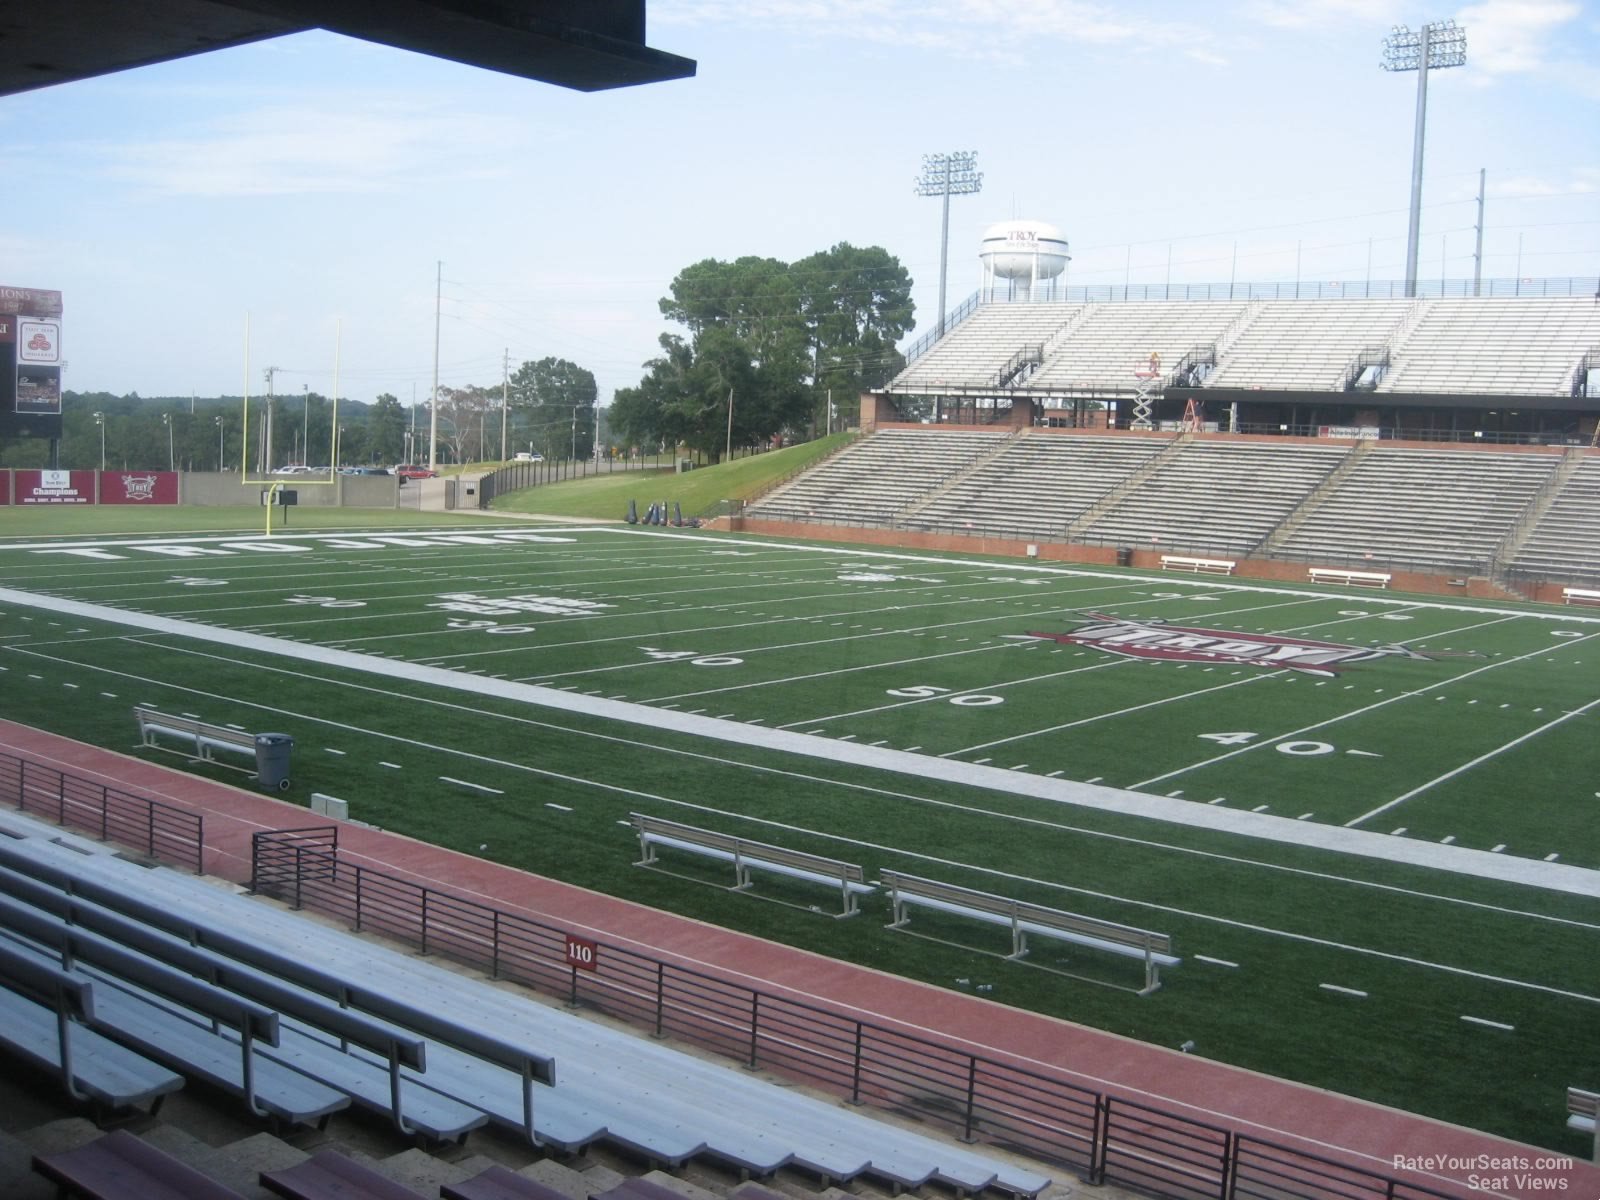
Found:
[0,285,63,440]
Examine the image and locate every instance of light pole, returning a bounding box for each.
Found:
[215,414,224,471]
[1381,21,1467,297]
[302,384,309,468]
[93,412,105,471]
[914,152,983,338]
[162,413,174,471]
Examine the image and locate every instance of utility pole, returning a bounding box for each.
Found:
[429,260,441,471]
[501,349,510,462]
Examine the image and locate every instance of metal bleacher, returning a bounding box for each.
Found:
[1201,298,1415,391]
[1507,456,1600,584]
[888,303,1081,392]
[1025,300,1249,392]
[901,431,1169,536]
[1074,439,1349,556]
[1374,297,1600,396]
[745,427,1012,524]
[1272,446,1561,573]
[0,820,1051,1197]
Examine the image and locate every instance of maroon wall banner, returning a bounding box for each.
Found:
[99,471,178,504]
[0,471,11,505]
[15,469,93,504]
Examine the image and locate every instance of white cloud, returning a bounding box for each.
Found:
[1241,0,1401,31]
[88,96,525,199]
[1455,0,1583,74]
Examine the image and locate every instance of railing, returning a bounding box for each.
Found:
[0,750,204,874]
[249,829,1470,1200]
[901,292,984,364]
[929,276,1598,307]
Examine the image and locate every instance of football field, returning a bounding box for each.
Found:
[0,521,1595,1153]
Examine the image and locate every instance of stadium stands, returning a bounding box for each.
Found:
[1201,298,1415,391]
[889,303,1081,392]
[1505,456,1600,585]
[1073,439,1348,555]
[0,819,1051,1197]
[745,428,1011,524]
[1024,300,1250,392]
[1270,447,1560,573]
[1375,298,1600,397]
[883,294,1600,403]
[901,431,1169,535]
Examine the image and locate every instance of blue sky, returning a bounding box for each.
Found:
[2,0,1596,410]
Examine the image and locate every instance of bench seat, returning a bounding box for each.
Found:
[33,1129,246,1200]
[442,1163,572,1200]
[892,890,1181,967]
[261,1150,422,1200]
[0,985,183,1112]
[639,834,876,894]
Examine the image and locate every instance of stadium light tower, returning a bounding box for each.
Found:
[914,152,983,338]
[1381,20,1467,297]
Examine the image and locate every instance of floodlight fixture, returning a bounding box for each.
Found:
[1381,20,1467,297]
[914,152,983,338]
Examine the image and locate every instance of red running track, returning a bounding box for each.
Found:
[2,719,1593,1200]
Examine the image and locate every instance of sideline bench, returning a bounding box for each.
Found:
[134,706,256,764]
[261,1150,418,1200]
[1562,588,1600,607]
[631,812,874,917]
[1160,554,1236,576]
[0,940,183,1115]
[881,870,1179,995]
[1569,1087,1597,1162]
[1307,567,1392,589]
[34,1129,247,1200]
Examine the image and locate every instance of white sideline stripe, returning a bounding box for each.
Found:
[439,776,503,795]
[1,585,1596,900]
[1460,1015,1514,1031]
[1318,983,1368,998]
[1195,955,1239,968]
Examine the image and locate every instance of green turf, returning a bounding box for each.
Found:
[489,432,855,519]
[0,517,1595,1154]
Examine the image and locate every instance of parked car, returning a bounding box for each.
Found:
[513,452,544,462]
[394,464,437,480]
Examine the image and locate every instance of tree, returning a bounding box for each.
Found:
[366,393,405,465]
[434,385,498,464]
[623,247,912,458]
[509,357,597,461]
[793,243,915,433]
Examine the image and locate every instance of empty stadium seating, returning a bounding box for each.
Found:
[1375,298,1600,397]
[888,303,1081,392]
[1073,440,1348,555]
[0,815,1050,1198]
[745,428,1013,524]
[1506,456,1600,584]
[1025,301,1250,392]
[1271,447,1560,573]
[1202,299,1415,391]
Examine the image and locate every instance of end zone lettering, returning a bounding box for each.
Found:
[1027,612,1448,677]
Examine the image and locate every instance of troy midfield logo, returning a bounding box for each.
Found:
[1027,613,1446,678]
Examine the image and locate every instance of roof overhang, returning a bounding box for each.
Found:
[0,0,695,97]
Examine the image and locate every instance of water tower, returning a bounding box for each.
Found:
[979,220,1070,301]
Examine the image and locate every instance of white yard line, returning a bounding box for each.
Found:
[2,584,1597,899]
[1345,695,1600,828]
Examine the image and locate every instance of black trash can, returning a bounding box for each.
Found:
[254,733,295,792]
[1116,547,1133,567]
